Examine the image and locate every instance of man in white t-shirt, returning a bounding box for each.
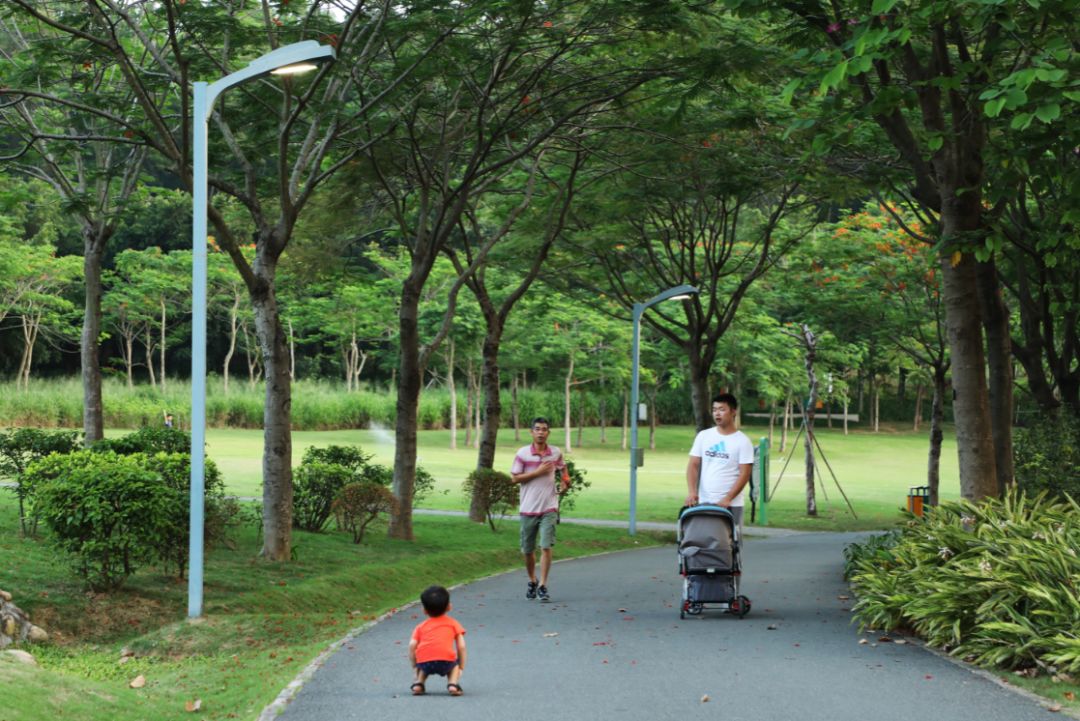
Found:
[686,393,754,528]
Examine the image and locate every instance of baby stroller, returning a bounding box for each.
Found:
[677,505,750,619]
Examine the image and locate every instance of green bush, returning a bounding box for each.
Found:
[846,489,1080,675]
[295,445,434,523]
[558,459,591,516]
[463,468,518,531]
[1014,412,1080,500]
[145,452,234,577]
[332,482,397,543]
[29,451,174,591]
[92,426,190,455]
[293,461,355,532]
[0,427,81,536]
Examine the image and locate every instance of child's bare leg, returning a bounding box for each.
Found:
[448,664,462,685]
[411,669,428,694]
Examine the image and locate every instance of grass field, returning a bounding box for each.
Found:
[0,493,664,721]
[200,421,959,532]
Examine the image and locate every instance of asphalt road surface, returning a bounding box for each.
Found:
[270,531,1058,721]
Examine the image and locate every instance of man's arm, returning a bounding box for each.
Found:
[718,464,753,507]
[512,461,554,484]
[685,455,702,505]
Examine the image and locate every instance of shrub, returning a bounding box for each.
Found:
[1014,411,1080,500]
[846,489,1080,675]
[298,442,436,509]
[462,468,518,531]
[293,461,355,532]
[0,427,81,536]
[29,451,174,591]
[332,482,397,543]
[92,426,191,455]
[145,452,234,577]
[558,459,591,517]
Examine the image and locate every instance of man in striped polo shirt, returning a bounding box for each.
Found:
[511,417,570,602]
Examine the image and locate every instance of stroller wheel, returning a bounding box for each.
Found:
[732,595,751,618]
[686,602,703,616]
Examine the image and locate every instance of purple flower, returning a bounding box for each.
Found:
[826,22,841,33]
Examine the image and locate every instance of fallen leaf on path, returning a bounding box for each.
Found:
[767,624,778,630]
[858,639,868,645]
[543,633,558,638]
[593,642,608,646]
[894,639,907,645]
[185,699,202,712]
[618,608,627,612]
[1064,692,1075,702]
[701,695,710,703]
[1048,704,1062,713]
[878,636,893,643]
[837,595,850,600]
[924,675,933,680]
[129,675,146,689]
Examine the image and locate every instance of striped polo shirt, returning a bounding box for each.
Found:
[511,442,566,516]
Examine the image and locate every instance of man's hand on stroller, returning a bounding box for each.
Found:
[685,493,699,506]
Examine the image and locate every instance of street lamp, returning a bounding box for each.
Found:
[189,41,335,619]
[628,284,699,535]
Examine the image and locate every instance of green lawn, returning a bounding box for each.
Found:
[201,422,959,532]
[0,493,663,721]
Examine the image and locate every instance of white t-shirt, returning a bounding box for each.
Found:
[688,428,754,506]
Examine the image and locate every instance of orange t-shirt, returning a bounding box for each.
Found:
[411,614,466,663]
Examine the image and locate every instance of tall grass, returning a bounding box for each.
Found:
[0,378,633,431]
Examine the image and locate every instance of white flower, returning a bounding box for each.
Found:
[938,547,954,560]
[979,559,993,574]
[961,516,976,526]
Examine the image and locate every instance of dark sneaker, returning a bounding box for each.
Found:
[526,580,538,600]
[537,585,550,602]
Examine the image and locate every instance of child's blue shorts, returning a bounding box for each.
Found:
[417,660,457,676]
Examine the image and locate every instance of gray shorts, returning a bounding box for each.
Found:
[520,511,557,554]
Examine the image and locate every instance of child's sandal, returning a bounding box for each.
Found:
[410,682,425,695]
[447,683,463,696]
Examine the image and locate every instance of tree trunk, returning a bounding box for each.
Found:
[223,294,239,395]
[780,395,790,452]
[389,280,423,540]
[927,365,947,507]
[873,384,880,433]
[288,318,295,382]
[470,325,506,522]
[577,390,586,448]
[976,258,1014,494]
[145,326,157,388]
[843,398,849,436]
[252,274,293,561]
[802,324,817,517]
[563,354,574,452]
[913,384,924,432]
[940,250,998,501]
[159,298,167,392]
[687,352,712,431]
[511,373,521,443]
[81,227,108,444]
[648,385,658,450]
[448,338,457,451]
[124,334,134,388]
[463,360,474,449]
[768,399,776,448]
[621,389,628,451]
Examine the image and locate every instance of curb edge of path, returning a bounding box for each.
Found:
[913,637,1080,718]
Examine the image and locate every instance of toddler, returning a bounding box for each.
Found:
[408,585,467,696]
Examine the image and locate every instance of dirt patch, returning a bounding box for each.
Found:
[30,593,175,646]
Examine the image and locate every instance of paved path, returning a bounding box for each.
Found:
[269,532,1057,721]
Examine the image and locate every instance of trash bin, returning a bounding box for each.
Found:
[907,486,930,516]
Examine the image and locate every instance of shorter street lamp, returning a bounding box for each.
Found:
[189,41,335,619]
[629,284,699,535]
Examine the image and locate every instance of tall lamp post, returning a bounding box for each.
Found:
[628,284,699,535]
[189,41,335,619]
